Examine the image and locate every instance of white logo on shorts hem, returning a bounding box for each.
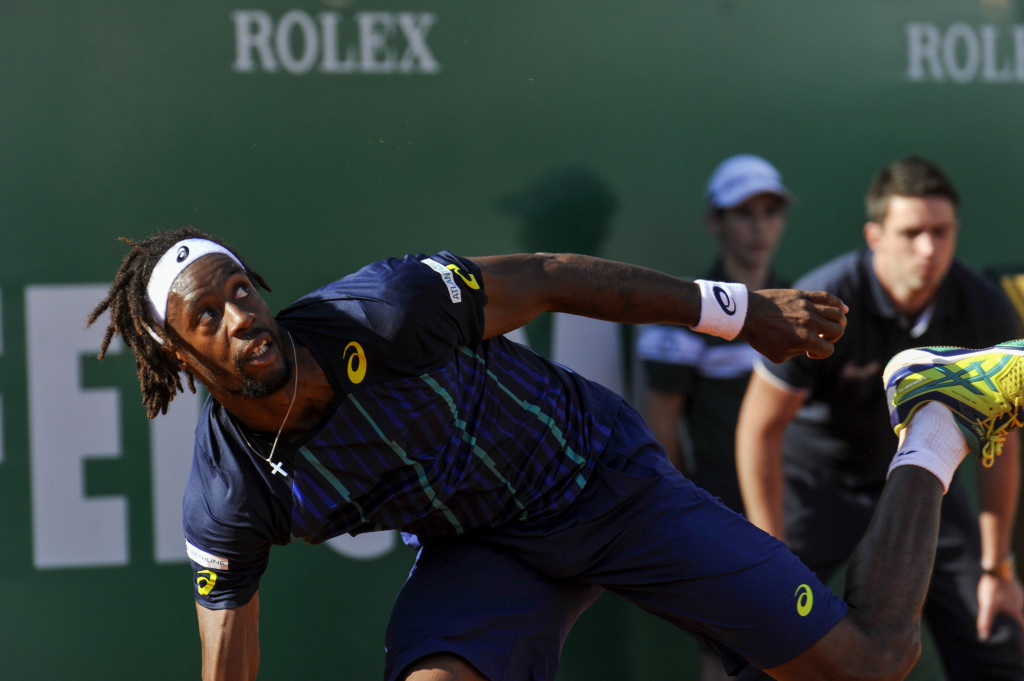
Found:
[186,541,230,570]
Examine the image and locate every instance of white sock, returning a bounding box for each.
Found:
[887,401,969,493]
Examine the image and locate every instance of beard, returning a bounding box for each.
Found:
[238,373,289,399]
[231,325,294,399]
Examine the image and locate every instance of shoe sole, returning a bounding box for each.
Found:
[883,342,1024,395]
[883,341,1024,463]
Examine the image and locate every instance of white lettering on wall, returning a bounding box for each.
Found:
[28,286,127,568]
[151,390,201,563]
[907,22,1024,83]
[0,288,5,465]
[24,283,397,568]
[232,9,440,75]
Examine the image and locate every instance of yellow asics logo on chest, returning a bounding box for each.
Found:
[795,584,813,617]
[196,570,217,596]
[344,341,367,384]
[446,264,479,289]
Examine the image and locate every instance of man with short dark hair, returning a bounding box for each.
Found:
[737,156,1024,680]
[90,225,1020,681]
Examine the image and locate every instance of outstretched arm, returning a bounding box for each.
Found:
[197,594,261,681]
[470,253,847,363]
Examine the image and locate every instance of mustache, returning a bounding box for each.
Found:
[233,324,280,368]
[237,324,274,343]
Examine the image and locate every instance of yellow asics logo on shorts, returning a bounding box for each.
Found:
[196,570,217,596]
[344,341,367,384]
[446,264,479,289]
[795,584,813,617]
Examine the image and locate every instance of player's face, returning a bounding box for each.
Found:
[866,195,957,308]
[709,193,787,271]
[164,254,292,399]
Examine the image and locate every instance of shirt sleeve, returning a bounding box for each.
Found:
[184,476,273,609]
[183,408,288,610]
[403,251,488,348]
[185,527,270,610]
[279,252,488,382]
[340,251,487,358]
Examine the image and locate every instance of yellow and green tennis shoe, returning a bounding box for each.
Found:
[883,340,1024,468]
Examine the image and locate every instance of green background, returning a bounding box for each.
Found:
[3,1,1023,678]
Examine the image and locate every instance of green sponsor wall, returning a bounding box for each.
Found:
[3,1,1024,678]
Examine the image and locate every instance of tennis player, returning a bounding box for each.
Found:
[89,226,1023,681]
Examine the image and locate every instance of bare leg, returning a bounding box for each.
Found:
[401,653,490,681]
[763,465,943,680]
[701,649,734,681]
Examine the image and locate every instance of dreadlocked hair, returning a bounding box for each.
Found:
[86,226,272,419]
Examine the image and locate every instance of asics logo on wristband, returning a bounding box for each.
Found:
[713,286,737,315]
[694,280,748,341]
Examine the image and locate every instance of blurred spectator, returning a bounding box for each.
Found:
[635,154,790,511]
[735,156,1024,680]
[635,154,791,681]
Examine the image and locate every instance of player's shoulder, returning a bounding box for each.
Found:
[340,251,480,291]
[281,251,482,320]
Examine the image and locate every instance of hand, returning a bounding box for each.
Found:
[977,572,1024,643]
[738,289,848,364]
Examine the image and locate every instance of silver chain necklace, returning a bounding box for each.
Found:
[239,332,298,478]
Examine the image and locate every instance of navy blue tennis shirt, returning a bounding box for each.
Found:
[184,252,622,608]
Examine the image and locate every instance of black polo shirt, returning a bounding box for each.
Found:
[759,247,1019,492]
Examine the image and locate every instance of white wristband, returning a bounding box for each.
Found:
[693,280,748,340]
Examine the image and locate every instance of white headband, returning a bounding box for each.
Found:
[146,238,245,331]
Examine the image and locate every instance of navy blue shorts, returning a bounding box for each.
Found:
[384,402,847,680]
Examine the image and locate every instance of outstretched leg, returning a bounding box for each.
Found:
[401,654,488,681]
[768,341,1024,680]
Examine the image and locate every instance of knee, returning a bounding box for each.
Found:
[863,640,921,681]
[773,621,922,681]
[399,653,489,681]
[845,629,922,681]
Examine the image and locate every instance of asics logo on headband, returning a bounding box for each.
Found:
[146,238,245,337]
[713,286,738,316]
